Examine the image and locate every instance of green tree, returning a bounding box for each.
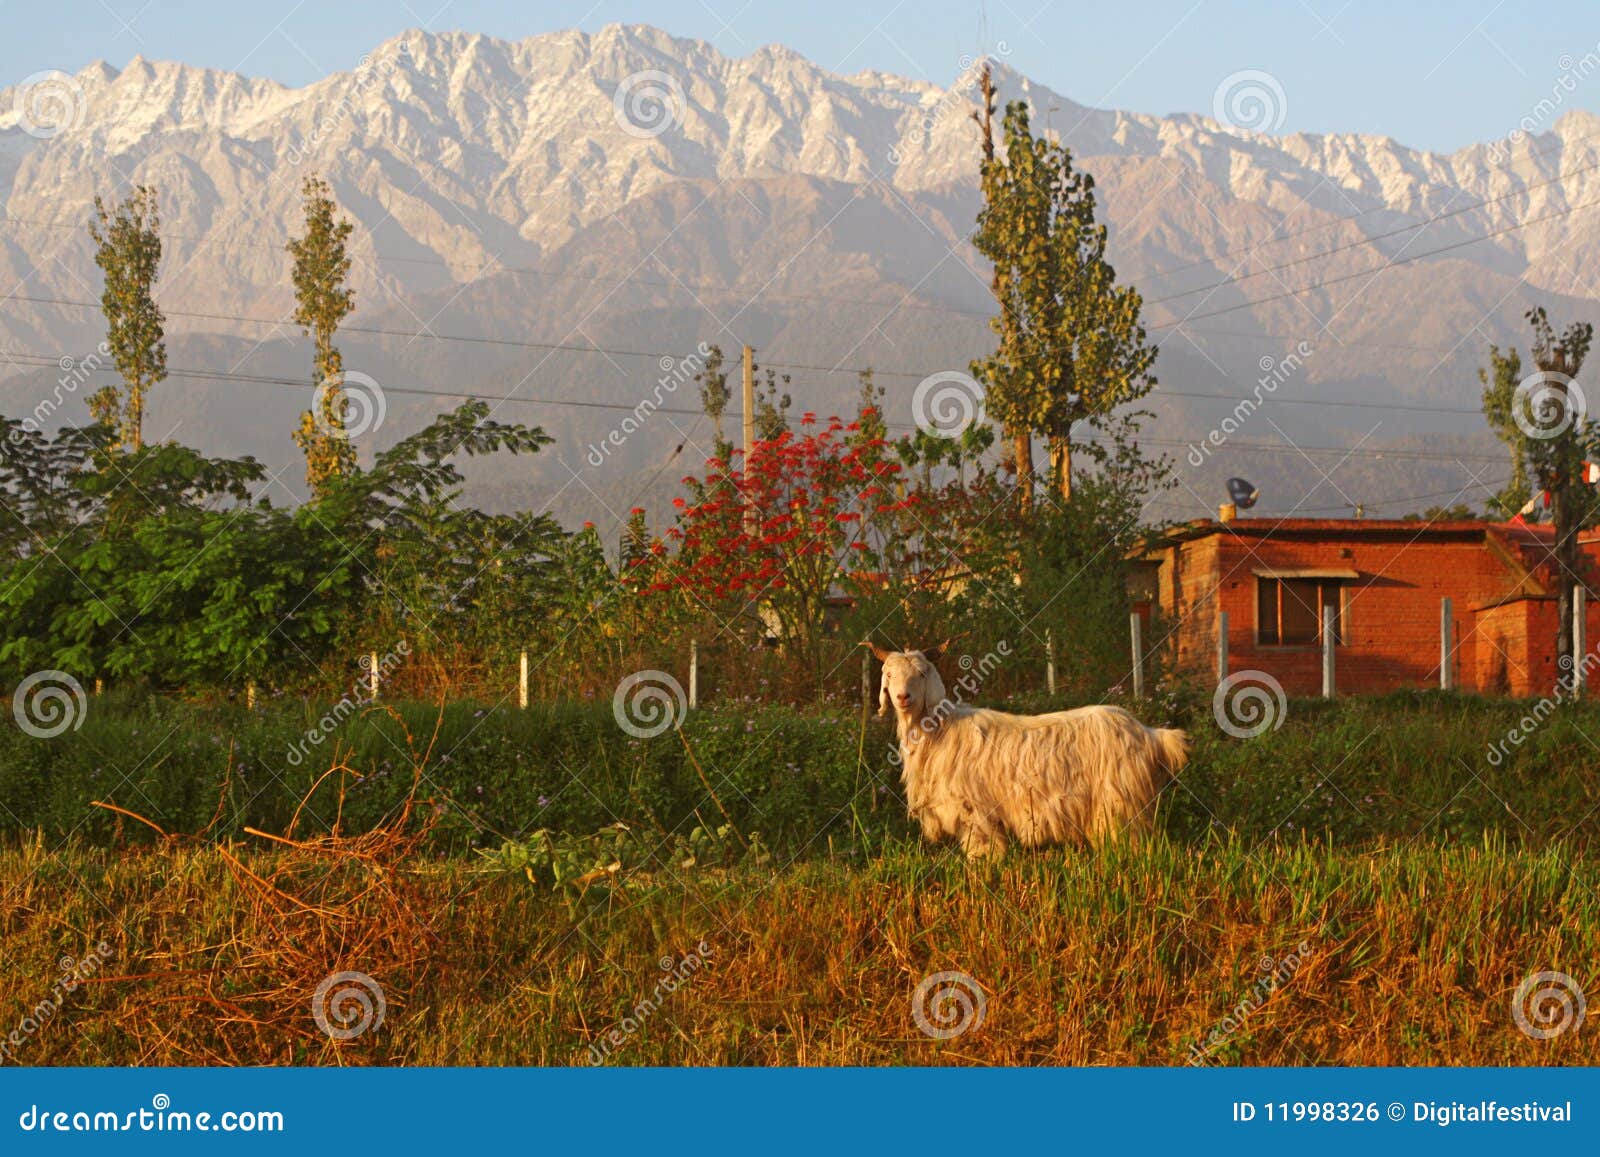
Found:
[89,187,166,452]
[1481,343,1532,516]
[754,365,792,440]
[695,343,733,461]
[970,101,1157,506]
[287,175,357,495]
[1481,307,1597,679]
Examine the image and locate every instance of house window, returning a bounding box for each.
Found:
[1257,577,1344,645]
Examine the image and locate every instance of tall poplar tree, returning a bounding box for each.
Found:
[288,175,357,495]
[970,100,1156,504]
[90,186,166,452]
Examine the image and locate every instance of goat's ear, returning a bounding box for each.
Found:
[863,639,894,662]
[921,638,954,666]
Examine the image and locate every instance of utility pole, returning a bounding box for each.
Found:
[742,344,756,538]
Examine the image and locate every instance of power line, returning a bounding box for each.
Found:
[0,347,1504,464]
[0,213,1000,321]
[0,293,696,362]
[1154,386,1483,416]
[1125,126,1600,284]
[1143,153,1600,308]
[0,349,711,417]
[1152,194,1600,329]
[1288,477,1511,515]
[0,340,1490,423]
[1121,434,1503,464]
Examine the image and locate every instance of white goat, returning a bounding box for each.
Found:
[871,642,1189,858]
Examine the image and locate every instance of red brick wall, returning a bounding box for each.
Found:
[1150,525,1578,696]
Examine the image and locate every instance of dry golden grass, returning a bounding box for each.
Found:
[1,829,1595,1066]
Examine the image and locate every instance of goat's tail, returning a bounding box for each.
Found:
[1153,727,1191,780]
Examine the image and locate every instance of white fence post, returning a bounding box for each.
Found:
[369,651,380,700]
[1046,629,1056,696]
[1129,613,1144,698]
[1217,609,1229,683]
[518,650,529,709]
[1321,606,1336,700]
[1575,586,1587,698]
[689,639,699,710]
[1440,597,1453,691]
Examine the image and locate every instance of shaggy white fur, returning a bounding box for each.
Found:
[872,643,1189,859]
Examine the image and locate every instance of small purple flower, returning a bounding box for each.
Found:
[538,795,550,808]
[475,785,484,795]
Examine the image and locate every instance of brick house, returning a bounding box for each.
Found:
[1132,515,1600,696]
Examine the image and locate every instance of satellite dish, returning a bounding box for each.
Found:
[1227,477,1259,509]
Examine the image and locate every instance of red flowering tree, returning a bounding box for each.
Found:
[640,410,923,666]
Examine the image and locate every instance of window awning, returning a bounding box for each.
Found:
[1252,567,1359,579]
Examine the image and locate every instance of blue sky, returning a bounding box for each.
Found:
[3,0,1597,153]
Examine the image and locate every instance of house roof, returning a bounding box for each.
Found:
[1144,516,1501,545]
[1136,516,1597,608]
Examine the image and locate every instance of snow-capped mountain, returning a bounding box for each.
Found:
[0,23,1589,526]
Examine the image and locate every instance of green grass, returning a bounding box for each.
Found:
[2,689,1598,855]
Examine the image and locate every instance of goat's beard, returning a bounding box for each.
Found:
[894,697,936,740]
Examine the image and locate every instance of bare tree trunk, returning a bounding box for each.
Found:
[1049,437,1072,502]
[1012,430,1033,513]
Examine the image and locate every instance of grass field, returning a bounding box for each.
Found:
[1,835,1595,1065]
[1,692,1598,1066]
